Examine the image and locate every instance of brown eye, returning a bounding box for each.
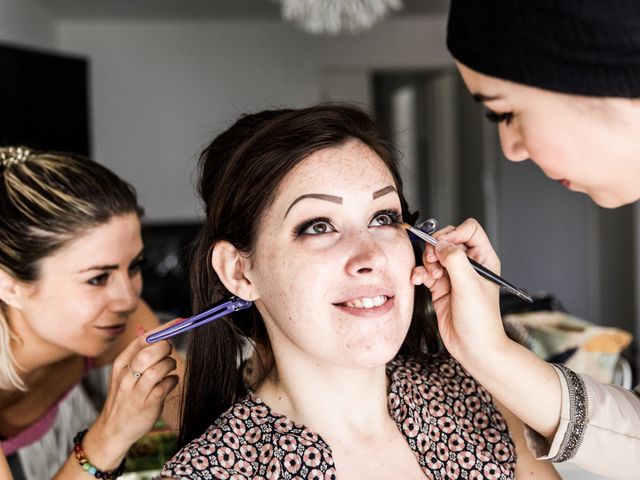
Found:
[369,209,402,227]
[295,218,337,237]
[373,214,392,226]
[88,273,109,286]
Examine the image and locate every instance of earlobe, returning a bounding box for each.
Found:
[211,241,258,301]
[0,268,23,309]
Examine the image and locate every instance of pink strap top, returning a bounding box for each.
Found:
[1,357,94,456]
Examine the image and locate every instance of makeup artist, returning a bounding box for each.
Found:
[416,1,640,479]
[0,147,182,479]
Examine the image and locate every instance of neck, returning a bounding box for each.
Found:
[257,350,392,440]
[7,308,75,387]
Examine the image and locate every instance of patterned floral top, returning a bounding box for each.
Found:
[158,354,516,479]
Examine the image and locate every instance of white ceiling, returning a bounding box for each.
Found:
[34,0,449,20]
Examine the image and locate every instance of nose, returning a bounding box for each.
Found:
[498,123,529,162]
[344,230,388,276]
[110,274,141,313]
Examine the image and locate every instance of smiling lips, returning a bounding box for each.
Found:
[342,295,389,309]
[334,294,395,316]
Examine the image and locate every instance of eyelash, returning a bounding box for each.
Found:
[88,274,109,287]
[484,109,514,125]
[87,258,145,287]
[294,209,403,237]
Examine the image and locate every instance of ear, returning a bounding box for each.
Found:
[0,268,24,309]
[211,241,259,301]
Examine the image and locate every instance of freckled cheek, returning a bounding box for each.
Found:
[255,254,320,315]
[379,234,416,269]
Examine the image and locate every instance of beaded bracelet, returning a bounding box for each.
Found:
[73,429,127,480]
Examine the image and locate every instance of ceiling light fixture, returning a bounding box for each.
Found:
[276,0,404,36]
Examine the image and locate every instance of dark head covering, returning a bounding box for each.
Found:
[447,0,640,98]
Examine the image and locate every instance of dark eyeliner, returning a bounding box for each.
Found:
[372,208,403,226]
[293,216,333,237]
[484,109,513,125]
[88,273,109,286]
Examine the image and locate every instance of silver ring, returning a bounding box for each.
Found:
[128,364,142,379]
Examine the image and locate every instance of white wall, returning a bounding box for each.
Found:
[55,16,450,220]
[0,0,54,48]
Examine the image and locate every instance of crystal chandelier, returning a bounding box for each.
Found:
[276,0,404,36]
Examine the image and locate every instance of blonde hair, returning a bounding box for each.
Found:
[0,147,142,390]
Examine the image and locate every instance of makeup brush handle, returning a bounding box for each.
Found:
[468,258,532,302]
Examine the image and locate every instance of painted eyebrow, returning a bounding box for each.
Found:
[373,185,397,199]
[78,249,144,273]
[284,185,398,218]
[285,194,342,218]
[473,93,503,103]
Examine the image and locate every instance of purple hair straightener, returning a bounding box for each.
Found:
[146,296,252,343]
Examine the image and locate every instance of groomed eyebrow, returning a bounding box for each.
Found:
[285,194,342,218]
[473,93,503,103]
[284,185,398,218]
[78,249,144,273]
[373,185,397,199]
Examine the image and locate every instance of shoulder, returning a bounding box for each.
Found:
[388,353,494,404]
[389,354,515,440]
[388,355,517,477]
[159,395,335,479]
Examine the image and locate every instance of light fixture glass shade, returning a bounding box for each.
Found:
[277,0,404,36]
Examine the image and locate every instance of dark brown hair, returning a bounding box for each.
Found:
[178,104,438,447]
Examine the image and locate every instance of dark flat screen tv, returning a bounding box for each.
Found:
[0,42,90,155]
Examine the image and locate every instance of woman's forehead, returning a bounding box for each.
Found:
[278,142,393,196]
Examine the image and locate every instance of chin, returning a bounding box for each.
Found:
[340,337,406,369]
[73,340,116,359]
[590,190,630,209]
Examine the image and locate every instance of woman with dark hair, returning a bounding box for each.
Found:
[159,104,558,478]
[417,1,640,478]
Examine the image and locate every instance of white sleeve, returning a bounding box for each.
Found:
[524,364,640,480]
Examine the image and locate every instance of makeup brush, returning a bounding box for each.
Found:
[403,223,533,303]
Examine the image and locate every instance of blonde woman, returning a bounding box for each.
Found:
[0,147,181,479]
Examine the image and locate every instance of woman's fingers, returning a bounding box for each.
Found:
[416,260,452,304]
[148,374,180,403]
[112,333,162,375]
[136,356,177,394]
[434,240,481,294]
[438,218,485,246]
[428,218,500,273]
[112,337,173,394]
[128,339,172,374]
[433,224,456,238]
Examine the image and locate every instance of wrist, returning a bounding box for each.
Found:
[82,422,129,471]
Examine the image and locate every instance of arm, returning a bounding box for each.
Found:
[415,218,562,439]
[0,447,12,480]
[526,367,640,479]
[493,399,560,479]
[415,218,640,476]
[55,323,179,479]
